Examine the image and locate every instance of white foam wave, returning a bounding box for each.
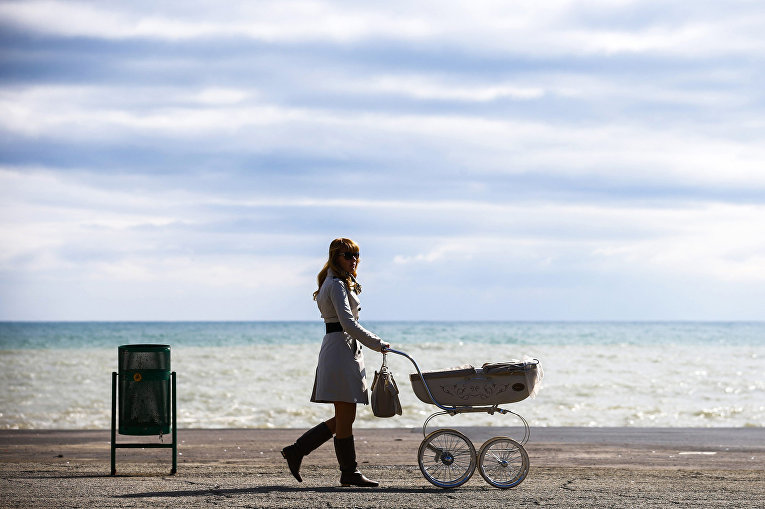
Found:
[1,342,763,429]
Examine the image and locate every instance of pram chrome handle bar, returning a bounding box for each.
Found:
[383,347,458,413]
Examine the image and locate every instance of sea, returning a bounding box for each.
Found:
[0,321,763,430]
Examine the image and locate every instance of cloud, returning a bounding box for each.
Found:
[4,168,763,294]
[3,80,764,200]
[0,0,434,42]
[393,243,471,265]
[386,202,765,281]
[2,1,765,320]
[2,0,764,59]
[348,75,546,102]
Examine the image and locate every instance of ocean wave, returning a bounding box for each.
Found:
[1,324,764,429]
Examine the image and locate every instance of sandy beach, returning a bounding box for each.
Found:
[1,427,763,508]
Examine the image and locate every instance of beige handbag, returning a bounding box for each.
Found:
[371,353,402,418]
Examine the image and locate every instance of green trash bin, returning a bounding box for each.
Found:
[111,344,177,475]
[118,344,171,435]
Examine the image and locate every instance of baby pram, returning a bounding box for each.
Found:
[384,347,541,489]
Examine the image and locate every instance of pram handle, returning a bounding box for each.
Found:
[382,347,456,413]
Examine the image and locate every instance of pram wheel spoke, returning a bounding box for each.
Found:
[417,429,476,489]
[477,437,529,489]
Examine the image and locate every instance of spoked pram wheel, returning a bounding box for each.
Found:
[417,428,476,488]
[477,436,529,489]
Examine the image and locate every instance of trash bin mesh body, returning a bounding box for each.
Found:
[118,344,171,435]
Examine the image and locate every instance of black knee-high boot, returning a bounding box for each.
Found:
[334,435,379,487]
[281,422,333,482]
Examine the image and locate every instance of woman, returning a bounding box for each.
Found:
[282,238,390,487]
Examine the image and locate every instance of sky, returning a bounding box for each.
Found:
[1,0,764,321]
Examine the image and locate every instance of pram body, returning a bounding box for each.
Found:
[409,361,539,406]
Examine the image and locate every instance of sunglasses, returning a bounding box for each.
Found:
[340,252,359,260]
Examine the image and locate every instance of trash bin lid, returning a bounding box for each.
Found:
[118,344,170,351]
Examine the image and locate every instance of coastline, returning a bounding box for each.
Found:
[1,427,763,508]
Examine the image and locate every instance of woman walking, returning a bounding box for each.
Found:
[282,238,390,487]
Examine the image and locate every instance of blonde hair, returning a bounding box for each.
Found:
[313,238,361,300]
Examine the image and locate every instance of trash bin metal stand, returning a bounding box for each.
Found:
[111,371,116,475]
[110,371,177,475]
[172,370,177,474]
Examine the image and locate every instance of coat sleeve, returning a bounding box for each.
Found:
[329,279,385,352]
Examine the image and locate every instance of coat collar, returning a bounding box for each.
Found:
[327,268,358,294]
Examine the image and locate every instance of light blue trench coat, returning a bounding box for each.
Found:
[310,269,385,404]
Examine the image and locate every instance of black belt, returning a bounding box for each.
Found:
[325,322,343,334]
